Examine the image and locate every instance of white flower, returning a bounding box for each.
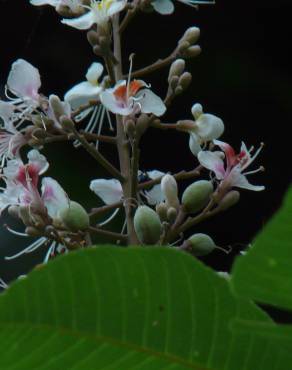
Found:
[64,62,104,110]
[6,59,41,106]
[180,103,224,156]
[197,139,265,192]
[161,174,179,208]
[61,0,127,30]
[0,102,27,164]
[100,79,166,117]
[30,0,83,13]
[142,170,165,205]
[152,0,215,15]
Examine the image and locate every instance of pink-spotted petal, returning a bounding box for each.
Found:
[198,150,225,180]
[41,177,69,219]
[27,150,49,175]
[7,59,41,101]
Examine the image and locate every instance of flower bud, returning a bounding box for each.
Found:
[87,30,99,46]
[168,59,185,83]
[178,41,190,54]
[217,190,240,211]
[124,118,136,137]
[183,45,201,59]
[25,226,42,237]
[191,103,203,119]
[181,27,200,45]
[182,180,213,214]
[8,205,19,219]
[59,201,90,231]
[167,207,177,223]
[169,75,180,90]
[185,233,216,256]
[178,72,192,91]
[156,202,168,222]
[136,114,150,136]
[60,116,75,131]
[161,174,179,209]
[49,95,66,122]
[134,206,162,245]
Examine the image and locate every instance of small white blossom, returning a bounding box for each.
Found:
[30,0,84,13]
[61,0,127,30]
[100,79,166,117]
[152,0,215,15]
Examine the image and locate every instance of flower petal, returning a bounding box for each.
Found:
[30,0,59,6]
[152,0,174,14]
[107,0,127,17]
[100,90,133,115]
[0,101,15,129]
[189,132,202,156]
[90,179,123,204]
[86,62,104,85]
[137,89,166,117]
[64,81,102,110]
[7,59,41,101]
[230,171,265,191]
[41,177,69,219]
[197,150,225,180]
[27,149,49,175]
[61,11,94,30]
[195,113,224,141]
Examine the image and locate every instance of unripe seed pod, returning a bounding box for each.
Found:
[161,174,180,209]
[59,201,90,231]
[217,190,240,211]
[168,59,185,83]
[183,45,202,59]
[182,180,213,214]
[178,72,192,91]
[136,114,150,136]
[167,207,177,223]
[186,233,216,256]
[181,27,200,45]
[134,206,162,245]
[156,202,168,222]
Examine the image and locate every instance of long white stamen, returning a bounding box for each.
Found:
[127,54,135,100]
[5,237,47,260]
[43,242,56,264]
[106,108,114,131]
[242,143,264,170]
[242,166,264,176]
[97,208,119,227]
[0,278,8,289]
[4,225,29,237]
[95,105,106,150]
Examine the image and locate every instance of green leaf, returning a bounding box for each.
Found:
[232,187,292,311]
[0,246,288,370]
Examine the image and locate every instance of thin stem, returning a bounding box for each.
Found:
[128,52,178,79]
[71,126,125,182]
[89,226,127,242]
[130,137,140,207]
[43,132,116,145]
[89,201,123,217]
[150,121,179,130]
[113,15,139,245]
[138,167,202,191]
[120,0,139,33]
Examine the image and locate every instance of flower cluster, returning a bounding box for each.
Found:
[0,0,264,287]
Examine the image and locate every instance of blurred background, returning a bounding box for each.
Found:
[0,0,291,283]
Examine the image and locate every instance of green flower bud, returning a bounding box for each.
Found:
[187,233,216,256]
[182,180,213,214]
[134,206,162,245]
[167,207,177,223]
[156,202,168,222]
[59,201,90,231]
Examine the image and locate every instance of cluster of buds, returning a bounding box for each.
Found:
[1,0,263,287]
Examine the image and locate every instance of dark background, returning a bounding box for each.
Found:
[0,0,291,284]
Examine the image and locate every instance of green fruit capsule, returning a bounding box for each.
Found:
[134,206,162,245]
[182,180,213,214]
[187,233,216,256]
[59,201,90,231]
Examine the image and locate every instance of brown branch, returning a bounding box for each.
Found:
[89,201,123,217]
[89,226,127,242]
